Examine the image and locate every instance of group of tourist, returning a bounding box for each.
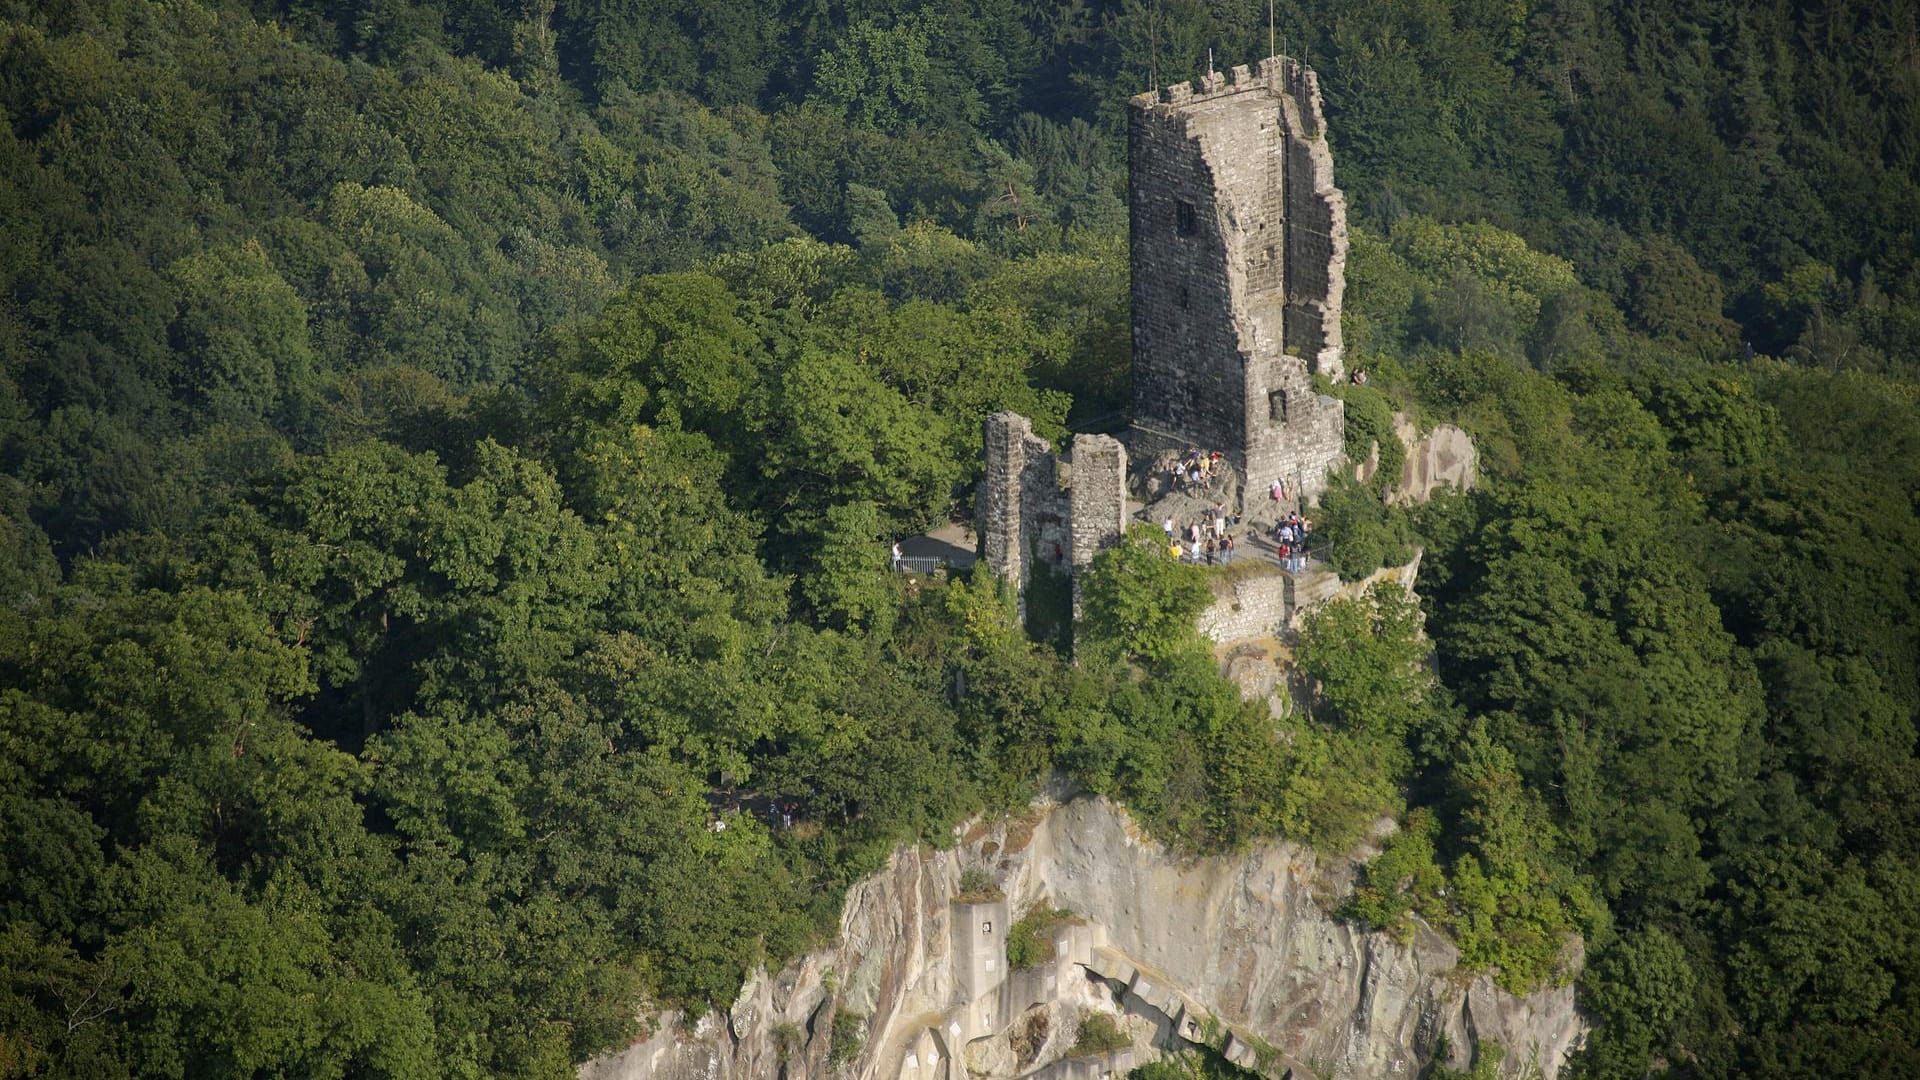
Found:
[1173,447,1226,491]
[1163,502,1241,565]
[1153,499,1314,572]
[1272,511,1312,573]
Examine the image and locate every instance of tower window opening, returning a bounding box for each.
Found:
[1175,200,1197,236]
[1269,389,1289,423]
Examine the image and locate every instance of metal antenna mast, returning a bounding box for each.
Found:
[1149,0,1159,88]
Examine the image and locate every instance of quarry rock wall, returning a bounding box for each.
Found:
[582,798,1586,1080]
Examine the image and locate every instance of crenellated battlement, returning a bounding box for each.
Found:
[1129,56,1325,137]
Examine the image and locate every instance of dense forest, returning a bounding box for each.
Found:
[1,0,1916,1077]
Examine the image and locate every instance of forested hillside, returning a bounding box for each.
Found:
[1,1,1916,1078]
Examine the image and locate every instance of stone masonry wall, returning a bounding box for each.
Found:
[1194,570,1294,643]
[981,412,1037,591]
[1129,56,1348,509]
[1280,65,1347,376]
[1195,550,1424,644]
[979,414,1126,609]
[1128,81,1247,460]
[1067,435,1128,571]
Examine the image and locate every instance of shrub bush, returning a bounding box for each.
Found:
[1068,1011,1131,1057]
[829,1010,866,1065]
[1335,382,1407,492]
[1007,906,1076,969]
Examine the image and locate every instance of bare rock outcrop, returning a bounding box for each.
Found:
[582,797,1585,1080]
[1390,415,1477,505]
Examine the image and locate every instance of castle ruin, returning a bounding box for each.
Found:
[979,56,1351,625]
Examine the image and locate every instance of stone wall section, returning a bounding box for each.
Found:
[1067,435,1128,570]
[1128,85,1247,460]
[1279,65,1347,378]
[1128,56,1348,509]
[979,414,1127,611]
[1194,570,1294,644]
[985,412,1407,645]
[1195,551,1423,645]
[980,412,1032,590]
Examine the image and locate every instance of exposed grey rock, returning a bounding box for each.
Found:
[1390,415,1477,505]
[582,798,1586,1080]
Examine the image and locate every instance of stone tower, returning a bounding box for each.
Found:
[1128,56,1348,507]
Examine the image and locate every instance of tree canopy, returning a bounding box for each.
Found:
[1,1,1916,1077]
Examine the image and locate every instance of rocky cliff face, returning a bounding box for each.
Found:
[582,797,1586,1080]
[1390,416,1478,506]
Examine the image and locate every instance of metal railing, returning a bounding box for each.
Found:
[892,556,950,575]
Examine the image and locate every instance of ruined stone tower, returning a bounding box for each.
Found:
[1128,56,1348,507]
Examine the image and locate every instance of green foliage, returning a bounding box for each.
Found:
[1006,906,1076,970]
[1021,557,1075,655]
[1577,925,1695,1077]
[1443,724,1594,993]
[829,1009,866,1065]
[814,16,941,132]
[1298,583,1430,735]
[5,2,1919,1076]
[954,866,1002,903]
[1333,382,1406,492]
[1078,525,1213,668]
[1398,217,1579,359]
[1429,1039,1505,1080]
[797,500,895,633]
[1128,1049,1262,1080]
[1397,330,1920,1064]
[1068,1011,1131,1058]
[1627,236,1737,353]
[773,1021,803,1064]
[1314,472,1419,581]
[845,184,901,249]
[1059,642,1311,854]
[1343,809,1446,941]
[1342,228,1417,355]
[167,239,318,426]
